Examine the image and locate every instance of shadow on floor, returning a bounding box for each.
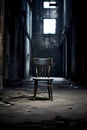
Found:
[0,116,87,128]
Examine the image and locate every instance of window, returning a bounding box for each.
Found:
[43,1,57,34]
[43,1,56,8]
[43,19,56,34]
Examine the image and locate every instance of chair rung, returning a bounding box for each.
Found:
[37,84,52,87]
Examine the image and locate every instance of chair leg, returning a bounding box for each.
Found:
[48,81,50,99]
[50,80,53,101]
[34,80,38,100]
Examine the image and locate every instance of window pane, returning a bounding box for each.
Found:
[49,19,56,33]
[43,19,56,34]
[43,2,49,8]
[43,1,56,8]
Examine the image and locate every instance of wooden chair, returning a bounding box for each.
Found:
[32,57,53,101]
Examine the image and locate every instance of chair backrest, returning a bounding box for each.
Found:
[33,57,53,77]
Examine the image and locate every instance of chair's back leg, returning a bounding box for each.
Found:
[47,81,51,99]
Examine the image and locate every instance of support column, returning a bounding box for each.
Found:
[24,3,31,80]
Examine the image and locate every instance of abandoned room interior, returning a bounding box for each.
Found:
[0,0,87,128]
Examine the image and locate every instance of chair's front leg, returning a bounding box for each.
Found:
[50,80,53,101]
[34,80,38,100]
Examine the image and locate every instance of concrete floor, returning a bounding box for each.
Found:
[0,78,87,128]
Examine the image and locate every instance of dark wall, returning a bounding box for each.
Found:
[3,0,31,86]
[62,0,87,85]
[73,1,87,85]
[61,0,76,79]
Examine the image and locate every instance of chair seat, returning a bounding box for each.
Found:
[33,77,53,81]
